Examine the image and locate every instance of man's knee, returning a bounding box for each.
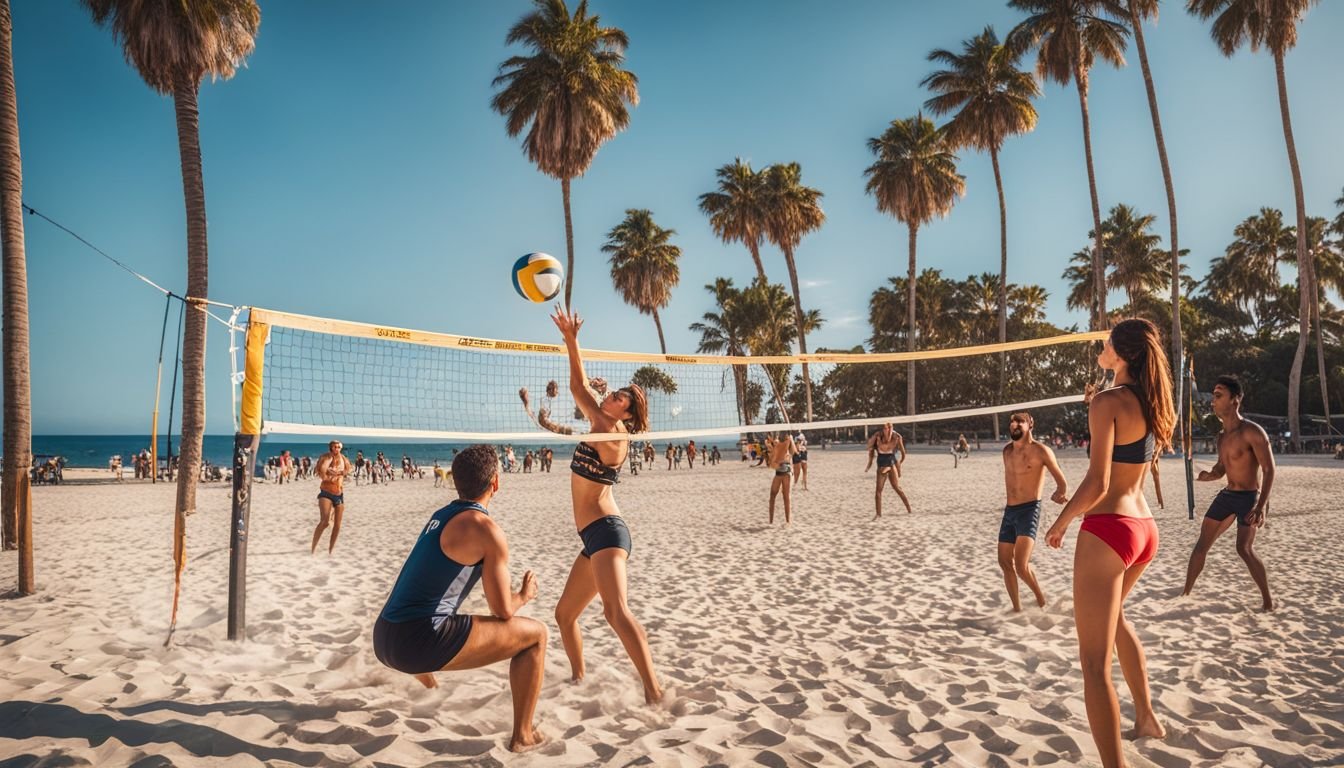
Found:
[1014,560,1032,579]
[1236,540,1256,559]
[1079,650,1112,681]
[997,552,1014,570]
[601,600,633,628]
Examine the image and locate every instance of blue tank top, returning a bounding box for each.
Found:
[379,500,486,626]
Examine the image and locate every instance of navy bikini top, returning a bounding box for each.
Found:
[1109,384,1155,464]
[571,441,621,486]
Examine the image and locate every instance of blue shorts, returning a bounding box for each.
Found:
[795,451,808,463]
[580,515,632,559]
[998,500,1042,543]
[877,453,896,470]
[318,489,344,506]
[1206,489,1258,527]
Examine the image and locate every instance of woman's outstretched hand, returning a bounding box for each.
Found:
[551,305,583,341]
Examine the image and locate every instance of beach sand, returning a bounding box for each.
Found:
[2,448,1341,767]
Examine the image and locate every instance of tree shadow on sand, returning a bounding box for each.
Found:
[0,701,332,766]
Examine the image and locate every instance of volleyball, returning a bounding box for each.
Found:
[512,252,564,303]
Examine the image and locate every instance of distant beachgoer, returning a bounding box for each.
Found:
[549,306,662,705]
[643,443,655,468]
[710,445,721,465]
[999,412,1068,612]
[953,433,971,468]
[372,445,546,753]
[1044,318,1171,764]
[792,433,808,490]
[665,443,674,470]
[769,433,798,525]
[686,441,697,470]
[1182,375,1276,611]
[865,424,911,519]
[110,455,123,482]
[312,441,353,554]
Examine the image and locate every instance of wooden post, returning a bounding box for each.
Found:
[227,318,267,641]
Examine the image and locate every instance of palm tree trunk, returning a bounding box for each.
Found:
[781,245,813,421]
[1311,278,1332,439]
[1074,63,1107,331]
[172,79,207,581]
[651,308,667,354]
[1275,52,1312,452]
[0,0,34,595]
[991,143,1007,442]
[746,239,767,285]
[907,223,918,418]
[561,177,575,311]
[1129,1,1184,438]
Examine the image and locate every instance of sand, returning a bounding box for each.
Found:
[2,448,1341,767]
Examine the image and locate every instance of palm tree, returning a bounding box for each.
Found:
[1100,204,1165,308]
[738,278,802,418]
[1064,248,1098,315]
[1188,0,1322,450]
[1283,216,1339,432]
[1204,209,1288,328]
[491,0,638,310]
[83,0,259,610]
[761,162,825,421]
[922,26,1039,436]
[690,278,752,423]
[1121,0,1186,419]
[864,114,966,416]
[1007,0,1129,331]
[699,159,770,283]
[603,209,681,353]
[0,0,33,594]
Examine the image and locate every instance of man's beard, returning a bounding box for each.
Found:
[1010,428,1024,440]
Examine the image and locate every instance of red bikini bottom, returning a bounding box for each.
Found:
[1079,514,1158,568]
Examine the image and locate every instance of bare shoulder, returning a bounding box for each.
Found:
[1240,420,1272,448]
[1032,442,1055,460]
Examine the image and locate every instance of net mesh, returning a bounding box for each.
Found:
[243,307,1106,442]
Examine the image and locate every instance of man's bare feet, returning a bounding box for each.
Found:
[645,687,664,705]
[1127,714,1166,740]
[414,672,438,689]
[1261,599,1276,612]
[508,728,547,753]
[1034,593,1047,608]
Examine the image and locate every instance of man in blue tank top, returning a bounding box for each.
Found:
[373,444,547,752]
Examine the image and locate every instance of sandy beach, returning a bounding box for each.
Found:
[2,447,1341,767]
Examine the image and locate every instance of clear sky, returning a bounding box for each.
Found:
[8,0,1344,434]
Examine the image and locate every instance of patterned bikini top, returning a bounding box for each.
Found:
[570,441,621,486]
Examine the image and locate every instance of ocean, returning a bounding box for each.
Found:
[29,434,741,468]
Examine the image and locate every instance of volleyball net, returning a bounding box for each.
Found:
[231,306,1108,443]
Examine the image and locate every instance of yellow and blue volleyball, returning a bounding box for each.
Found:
[512,252,564,303]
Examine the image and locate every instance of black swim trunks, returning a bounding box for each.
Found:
[318,489,344,506]
[877,452,896,470]
[998,500,1042,543]
[1205,489,1259,527]
[579,515,632,558]
[373,614,473,674]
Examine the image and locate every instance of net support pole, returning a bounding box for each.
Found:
[228,317,267,641]
[1184,355,1196,521]
[150,294,171,483]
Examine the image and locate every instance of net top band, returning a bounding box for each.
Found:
[248,306,1107,366]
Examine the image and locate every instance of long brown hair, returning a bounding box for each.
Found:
[619,384,649,433]
[1109,318,1174,452]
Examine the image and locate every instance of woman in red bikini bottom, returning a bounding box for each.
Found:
[1045,318,1174,768]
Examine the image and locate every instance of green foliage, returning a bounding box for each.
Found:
[630,365,677,395]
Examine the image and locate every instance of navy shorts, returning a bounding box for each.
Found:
[877,453,896,470]
[998,500,1042,543]
[580,515,632,559]
[795,451,808,462]
[318,489,344,506]
[1206,489,1258,527]
[373,614,473,674]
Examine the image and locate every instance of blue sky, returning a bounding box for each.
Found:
[9,0,1344,434]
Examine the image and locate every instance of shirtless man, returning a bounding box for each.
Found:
[1182,375,1277,610]
[1000,412,1069,612]
[865,423,911,519]
[373,445,546,752]
[768,433,799,525]
[312,440,353,554]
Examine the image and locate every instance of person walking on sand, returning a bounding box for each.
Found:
[999,412,1068,612]
[686,440,697,470]
[372,444,547,753]
[550,307,663,704]
[865,423,911,519]
[311,441,352,554]
[1044,318,1172,767]
[1182,375,1277,611]
[768,432,798,525]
